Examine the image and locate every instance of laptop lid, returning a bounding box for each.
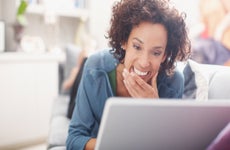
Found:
[95,98,230,150]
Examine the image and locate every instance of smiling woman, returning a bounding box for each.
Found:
[66,0,191,150]
[117,22,167,97]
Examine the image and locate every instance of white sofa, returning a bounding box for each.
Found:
[47,60,230,150]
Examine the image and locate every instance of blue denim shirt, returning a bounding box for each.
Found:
[66,49,184,150]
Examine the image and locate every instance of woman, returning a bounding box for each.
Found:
[66,0,191,149]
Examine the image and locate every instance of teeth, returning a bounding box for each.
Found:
[134,67,148,76]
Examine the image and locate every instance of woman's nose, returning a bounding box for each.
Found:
[139,54,150,68]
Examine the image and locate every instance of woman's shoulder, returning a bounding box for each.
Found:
[158,69,184,89]
[158,69,183,82]
[84,49,119,72]
[158,69,184,98]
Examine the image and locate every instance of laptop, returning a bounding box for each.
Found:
[95,98,230,150]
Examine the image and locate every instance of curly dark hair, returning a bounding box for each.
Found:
[108,0,191,74]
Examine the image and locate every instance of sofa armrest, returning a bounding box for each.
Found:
[51,96,70,117]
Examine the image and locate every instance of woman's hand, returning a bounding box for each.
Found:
[122,69,159,98]
[85,138,96,150]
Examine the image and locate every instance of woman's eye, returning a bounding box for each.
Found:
[133,44,141,50]
[152,52,161,56]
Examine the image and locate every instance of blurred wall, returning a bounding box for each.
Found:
[1,0,17,51]
[0,0,2,19]
[172,0,200,28]
[88,0,117,50]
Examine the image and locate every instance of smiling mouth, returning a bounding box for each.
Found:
[133,67,149,76]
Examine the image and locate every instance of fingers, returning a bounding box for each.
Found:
[151,72,159,98]
[151,72,158,89]
[123,69,142,97]
[123,80,140,97]
[122,69,159,98]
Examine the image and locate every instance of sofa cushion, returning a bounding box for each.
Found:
[49,147,66,150]
[183,60,208,100]
[48,96,70,150]
[51,96,70,118]
[209,70,230,99]
[182,61,196,98]
[48,116,70,149]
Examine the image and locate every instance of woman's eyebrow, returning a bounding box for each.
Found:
[153,46,164,50]
[133,37,165,50]
[132,37,144,44]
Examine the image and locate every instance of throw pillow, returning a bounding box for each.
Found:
[183,60,209,100]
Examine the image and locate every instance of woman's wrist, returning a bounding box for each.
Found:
[84,138,96,150]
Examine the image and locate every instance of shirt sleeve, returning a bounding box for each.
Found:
[66,72,96,150]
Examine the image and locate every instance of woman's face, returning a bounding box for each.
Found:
[122,22,167,83]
